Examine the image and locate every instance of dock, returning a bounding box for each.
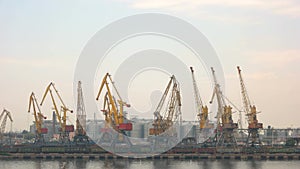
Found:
[1,153,300,160]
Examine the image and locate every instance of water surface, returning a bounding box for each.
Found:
[0,159,299,169]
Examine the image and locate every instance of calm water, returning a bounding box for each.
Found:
[0,159,300,169]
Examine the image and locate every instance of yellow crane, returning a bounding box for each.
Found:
[190,67,209,129]
[237,66,263,146]
[209,67,238,147]
[28,92,47,143]
[0,109,13,141]
[96,73,132,132]
[40,82,74,142]
[149,75,182,136]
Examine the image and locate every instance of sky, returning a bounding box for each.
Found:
[0,0,300,131]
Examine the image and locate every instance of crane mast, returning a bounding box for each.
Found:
[190,67,208,129]
[209,67,238,147]
[149,75,182,136]
[40,82,74,143]
[28,92,47,143]
[237,66,263,146]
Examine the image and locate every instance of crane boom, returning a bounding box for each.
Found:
[0,109,6,122]
[96,74,120,126]
[150,75,182,136]
[28,92,47,137]
[237,66,251,115]
[28,92,48,143]
[40,82,73,141]
[96,73,132,132]
[209,67,238,147]
[40,84,62,126]
[190,67,208,129]
[102,92,113,125]
[237,66,262,146]
[0,109,13,136]
[154,76,173,118]
[164,77,181,122]
[209,67,226,127]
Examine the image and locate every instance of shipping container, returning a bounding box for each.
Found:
[118,123,132,131]
[41,128,48,134]
[65,125,74,132]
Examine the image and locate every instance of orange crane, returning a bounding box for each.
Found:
[237,66,263,146]
[190,67,209,129]
[149,75,182,136]
[0,109,13,141]
[209,67,238,147]
[28,92,47,143]
[96,73,132,132]
[40,82,74,143]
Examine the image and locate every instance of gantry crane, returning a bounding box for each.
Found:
[74,81,89,143]
[149,75,182,136]
[40,82,74,143]
[209,67,238,147]
[96,73,132,133]
[0,109,13,141]
[190,67,209,129]
[237,66,263,146]
[28,92,47,143]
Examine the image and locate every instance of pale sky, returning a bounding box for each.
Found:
[0,0,300,131]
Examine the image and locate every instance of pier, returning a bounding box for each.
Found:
[1,153,300,160]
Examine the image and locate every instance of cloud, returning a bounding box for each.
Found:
[118,0,300,18]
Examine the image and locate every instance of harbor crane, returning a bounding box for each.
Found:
[237,66,263,146]
[0,109,13,142]
[96,73,132,133]
[190,67,209,129]
[40,82,74,143]
[209,67,238,147]
[28,92,47,143]
[74,81,89,143]
[149,75,182,136]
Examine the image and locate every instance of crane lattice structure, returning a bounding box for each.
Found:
[0,109,13,142]
[74,81,89,143]
[149,75,182,136]
[209,67,238,147]
[237,66,263,146]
